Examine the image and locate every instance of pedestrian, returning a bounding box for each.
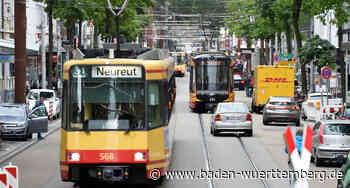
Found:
[245,76,251,97]
[33,96,45,140]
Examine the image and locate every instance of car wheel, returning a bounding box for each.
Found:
[263,119,269,125]
[314,151,323,167]
[213,129,218,136]
[246,130,253,137]
[27,133,33,139]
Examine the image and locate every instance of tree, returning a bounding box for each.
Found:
[299,35,336,71]
[309,0,350,102]
[225,0,281,64]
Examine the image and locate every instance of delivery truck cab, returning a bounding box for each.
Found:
[251,65,295,113]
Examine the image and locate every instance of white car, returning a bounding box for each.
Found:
[301,93,342,121]
[26,89,61,119]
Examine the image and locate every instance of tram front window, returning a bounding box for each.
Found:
[196,65,228,91]
[69,80,145,131]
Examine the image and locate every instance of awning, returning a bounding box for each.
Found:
[0,46,39,56]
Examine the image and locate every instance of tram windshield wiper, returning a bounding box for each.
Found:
[124,126,132,134]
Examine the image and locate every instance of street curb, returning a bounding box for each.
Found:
[0,122,61,165]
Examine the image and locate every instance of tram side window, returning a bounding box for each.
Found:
[62,81,67,129]
[148,82,168,128]
[190,66,194,93]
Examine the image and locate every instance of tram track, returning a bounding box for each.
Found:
[198,113,270,188]
[198,113,215,188]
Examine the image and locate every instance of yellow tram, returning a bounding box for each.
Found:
[189,52,235,112]
[59,57,176,185]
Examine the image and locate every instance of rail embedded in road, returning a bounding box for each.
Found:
[198,113,215,188]
[198,113,270,188]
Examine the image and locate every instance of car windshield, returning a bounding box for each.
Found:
[344,109,350,117]
[324,124,350,136]
[233,75,242,80]
[217,103,248,113]
[40,92,54,99]
[196,64,229,91]
[175,56,184,65]
[0,106,25,122]
[309,95,330,101]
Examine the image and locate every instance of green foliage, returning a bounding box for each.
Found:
[309,0,350,27]
[35,0,152,42]
[224,0,286,41]
[299,35,335,69]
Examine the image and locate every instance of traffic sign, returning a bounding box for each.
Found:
[321,67,332,80]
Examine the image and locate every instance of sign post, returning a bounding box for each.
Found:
[321,67,332,107]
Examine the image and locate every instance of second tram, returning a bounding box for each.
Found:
[189,52,235,112]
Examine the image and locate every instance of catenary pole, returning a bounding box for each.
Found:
[14,0,27,103]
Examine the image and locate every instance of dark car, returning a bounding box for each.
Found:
[262,96,300,126]
[0,104,48,140]
[233,74,245,90]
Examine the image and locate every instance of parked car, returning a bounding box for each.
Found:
[26,89,61,119]
[233,74,245,90]
[0,104,48,140]
[301,93,342,121]
[210,102,252,136]
[312,120,350,167]
[262,96,300,126]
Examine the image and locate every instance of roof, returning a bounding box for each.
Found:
[308,93,331,96]
[193,52,228,59]
[269,96,294,101]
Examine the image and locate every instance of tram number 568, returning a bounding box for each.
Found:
[99,152,115,161]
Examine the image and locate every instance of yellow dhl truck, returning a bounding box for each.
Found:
[251,65,295,112]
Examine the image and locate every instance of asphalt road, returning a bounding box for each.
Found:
[1,74,340,188]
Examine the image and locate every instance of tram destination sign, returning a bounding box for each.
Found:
[92,66,142,78]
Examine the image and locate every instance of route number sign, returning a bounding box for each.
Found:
[321,67,332,80]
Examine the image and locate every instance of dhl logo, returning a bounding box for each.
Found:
[263,77,290,83]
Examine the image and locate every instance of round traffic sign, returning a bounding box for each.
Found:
[321,67,332,80]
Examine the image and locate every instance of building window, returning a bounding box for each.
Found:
[348,32,350,41]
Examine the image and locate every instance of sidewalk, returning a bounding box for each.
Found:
[0,119,61,164]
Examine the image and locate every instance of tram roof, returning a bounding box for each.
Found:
[192,52,229,59]
[63,58,175,81]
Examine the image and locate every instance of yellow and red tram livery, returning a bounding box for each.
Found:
[60,58,176,184]
[189,52,235,112]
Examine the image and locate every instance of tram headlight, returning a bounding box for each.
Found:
[134,152,146,162]
[68,152,80,161]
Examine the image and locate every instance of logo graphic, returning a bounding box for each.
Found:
[0,163,18,188]
[263,77,289,83]
[284,126,313,188]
